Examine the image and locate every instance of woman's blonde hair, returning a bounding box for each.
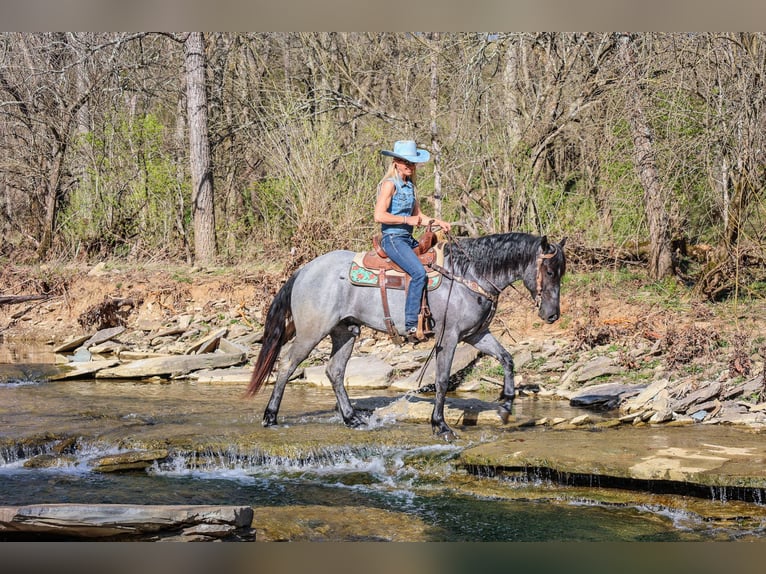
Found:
[377,159,417,192]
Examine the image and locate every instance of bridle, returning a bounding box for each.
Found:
[435,230,558,310]
[535,246,558,310]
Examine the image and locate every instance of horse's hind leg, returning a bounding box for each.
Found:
[262,336,321,427]
[326,324,366,427]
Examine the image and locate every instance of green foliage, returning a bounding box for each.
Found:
[61,113,188,259]
[3,30,761,303]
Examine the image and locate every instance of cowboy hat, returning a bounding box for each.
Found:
[380,140,430,163]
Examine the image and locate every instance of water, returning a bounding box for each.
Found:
[2,353,766,541]
[0,446,706,541]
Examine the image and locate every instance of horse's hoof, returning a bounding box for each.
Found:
[344,413,368,428]
[432,424,458,442]
[497,403,513,424]
[262,412,278,427]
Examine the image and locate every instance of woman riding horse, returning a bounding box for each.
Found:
[373,140,451,343]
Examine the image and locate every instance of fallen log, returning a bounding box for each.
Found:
[0,294,49,306]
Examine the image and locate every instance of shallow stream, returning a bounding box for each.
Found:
[2,344,766,541]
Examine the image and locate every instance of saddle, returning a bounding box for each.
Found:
[349,229,444,344]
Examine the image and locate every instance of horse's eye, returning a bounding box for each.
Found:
[546,270,554,277]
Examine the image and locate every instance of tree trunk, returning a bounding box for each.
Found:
[36,141,65,260]
[184,32,216,265]
[428,32,443,220]
[501,34,524,231]
[619,34,673,280]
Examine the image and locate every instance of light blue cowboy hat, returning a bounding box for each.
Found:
[380,140,430,163]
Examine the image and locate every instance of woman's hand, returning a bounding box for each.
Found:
[424,218,451,232]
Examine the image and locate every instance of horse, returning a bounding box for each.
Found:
[245,232,566,439]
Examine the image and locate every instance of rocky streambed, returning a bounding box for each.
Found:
[2,306,766,540]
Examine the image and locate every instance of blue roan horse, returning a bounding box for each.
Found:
[246,232,566,439]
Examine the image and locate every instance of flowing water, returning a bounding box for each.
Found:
[2,345,766,541]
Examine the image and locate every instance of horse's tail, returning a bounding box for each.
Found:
[244,273,298,397]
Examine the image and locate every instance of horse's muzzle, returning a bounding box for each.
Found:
[539,308,560,323]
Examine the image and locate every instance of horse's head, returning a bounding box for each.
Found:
[523,236,566,324]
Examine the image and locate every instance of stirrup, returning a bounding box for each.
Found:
[403,326,432,344]
[417,311,434,338]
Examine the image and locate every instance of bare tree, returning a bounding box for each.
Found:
[428,32,443,220]
[184,32,216,264]
[0,33,125,259]
[619,33,674,279]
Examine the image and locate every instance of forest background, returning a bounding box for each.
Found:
[1,32,765,301]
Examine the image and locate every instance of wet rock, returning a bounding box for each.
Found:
[251,505,430,542]
[372,395,510,428]
[48,359,120,381]
[95,351,246,379]
[569,414,593,426]
[459,426,766,488]
[89,449,169,472]
[570,382,646,410]
[0,504,254,540]
[23,454,78,469]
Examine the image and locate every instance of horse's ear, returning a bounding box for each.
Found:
[559,237,567,249]
[540,235,549,251]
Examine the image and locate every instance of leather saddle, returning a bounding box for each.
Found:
[363,229,438,272]
[349,229,443,291]
[348,229,443,344]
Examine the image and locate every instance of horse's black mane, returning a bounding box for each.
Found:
[444,232,542,282]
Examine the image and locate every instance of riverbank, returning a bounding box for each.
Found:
[2,260,765,429]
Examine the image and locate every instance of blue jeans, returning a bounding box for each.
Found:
[381,233,426,330]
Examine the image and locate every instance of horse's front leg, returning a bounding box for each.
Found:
[465,329,516,423]
[430,336,459,440]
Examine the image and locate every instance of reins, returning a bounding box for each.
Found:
[411,227,497,392]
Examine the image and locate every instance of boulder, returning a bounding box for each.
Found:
[570,382,646,410]
[304,356,393,389]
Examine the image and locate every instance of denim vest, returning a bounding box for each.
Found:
[380,176,415,236]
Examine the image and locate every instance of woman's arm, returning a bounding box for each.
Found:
[412,198,451,232]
